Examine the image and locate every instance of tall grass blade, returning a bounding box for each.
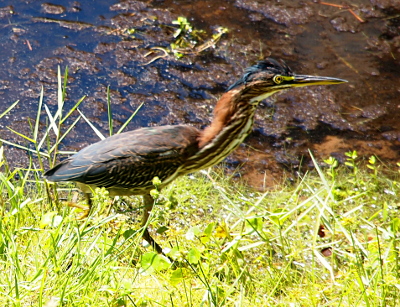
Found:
[57,66,64,118]
[62,66,69,101]
[314,249,334,281]
[309,149,335,202]
[77,109,105,140]
[5,127,35,143]
[48,116,81,154]
[34,87,44,141]
[61,95,86,124]
[107,86,113,136]
[36,125,53,154]
[0,139,50,159]
[116,102,144,134]
[44,104,59,136]
[0,100,19,119]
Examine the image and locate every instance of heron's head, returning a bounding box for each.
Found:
[228,58,347,103]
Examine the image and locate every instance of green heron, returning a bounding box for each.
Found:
[44,58,347,254]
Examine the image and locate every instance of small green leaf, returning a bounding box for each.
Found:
[150,189,159,199]
[368,155,376,165]
[186,226,202,240]
[383,202,388,221]
[245,217,263,233]
[140,252,170,272]
[204,223,214,236]
[156,226,168,234]
[123,229,136,239]
[268,208,288,226]
[391,218,400,233]
[188,247,201,264]
[40,211,61,228]
[169,268,189,286]
[152,176,161,186]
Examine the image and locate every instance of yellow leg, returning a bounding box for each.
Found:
[141,193,164,254]
[68,193,91,219]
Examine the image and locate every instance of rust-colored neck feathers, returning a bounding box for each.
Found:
[180,84,258,173]
[198,90,238,148]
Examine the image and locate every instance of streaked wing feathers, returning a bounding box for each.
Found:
[44,125,200,190]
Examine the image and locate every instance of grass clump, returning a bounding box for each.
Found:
[0,69,399,306]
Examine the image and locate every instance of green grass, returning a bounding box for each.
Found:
[0,69,400,306]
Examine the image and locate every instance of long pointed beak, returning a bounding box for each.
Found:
[293,75,348,86]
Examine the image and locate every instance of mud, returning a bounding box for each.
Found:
[0,0,399,188]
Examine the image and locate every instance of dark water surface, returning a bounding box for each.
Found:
[1,0,399,188]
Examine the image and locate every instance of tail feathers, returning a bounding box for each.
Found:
[44,159,78,182]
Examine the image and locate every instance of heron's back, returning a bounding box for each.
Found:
[44,125,200,194]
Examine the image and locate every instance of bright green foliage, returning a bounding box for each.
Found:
[0,70,400,306]
[1,146,399,306]
[144,16,228,62]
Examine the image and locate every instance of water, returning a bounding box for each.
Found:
[0,0,399,188]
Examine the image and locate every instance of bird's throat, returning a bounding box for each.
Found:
[181,90,256,173]
[198,91,238,148]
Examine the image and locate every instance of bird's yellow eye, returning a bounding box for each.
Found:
[273,75,284,84]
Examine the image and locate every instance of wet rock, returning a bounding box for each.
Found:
[53,46,102,73]
[360,4,385,18]
[393,36,400,53]
[0,80,10,91]
[330,16,360,33]
[113,44,141,68]
[361,104,387,120]
[68,1,81,13]
[109,70,137,87]
[94,42,119,54]
[109,1,148,12]
[35,60,60,82]
[41,3,66,15]
[147,8,175,24]
[165,66,216,92]
[234,0,314,26]
[370,0,400,10]
[365,37,391,56]
[382,15,400,40]
[275,87,350,132]
[32,17,93,30]
[382,130,400,141]
[0,6,14,18]
[274,150,302,167]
